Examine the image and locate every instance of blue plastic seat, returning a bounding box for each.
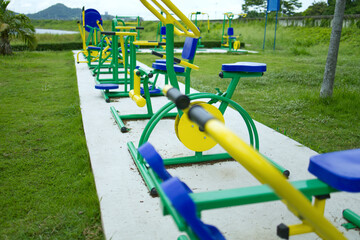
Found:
[138,142,172,181]
[308,149,360,192]
[221,62,267,73]
[161,177,226,240]
[87,46,102,51]
[182,37,198,60]
[152,37,198,73]
[138,142,192,193]
[95,83,119,90]
[140,87,162,95]
[152,63,185,73]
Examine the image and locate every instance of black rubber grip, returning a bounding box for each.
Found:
[135,70,141,76]
[151,51,164,58]
[166,88,190,110]
[173,57,181,64]
[101,31,116,36]
[158,42,166,46]
[136,27,145,30]
[188,105,215,131]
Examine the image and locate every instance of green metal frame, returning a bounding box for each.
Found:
[342,209,360,229]
[220,12,246,53]
[125,20,288,195]
[221,12,234,50]
[151,164,339,240]
[110,68,177,133]
[127,92,289,194]
[153,14,166,52]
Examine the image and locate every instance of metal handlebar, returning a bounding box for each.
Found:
[151,51,200,70]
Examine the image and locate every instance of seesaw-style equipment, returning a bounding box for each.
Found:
[189,12,210,48]
[221,12,247,52]
[138,87,360,239]
[77,7,105,67]
[127,0,289,196]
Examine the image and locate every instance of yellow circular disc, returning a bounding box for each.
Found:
[175,101,225,152]
[234,40,241,50]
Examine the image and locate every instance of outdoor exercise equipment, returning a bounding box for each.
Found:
[221,12,247,52]
[189,12,210,48]
[139,91,360,239]
[127,0,289,197]
[93,15,172,103]
[110,37,198,131]
[115,16,142,41]
[76,7,104,67]
[109,0,201,129]
[93,27,138,102]
[155,14,167,51]
[150,35,199,95]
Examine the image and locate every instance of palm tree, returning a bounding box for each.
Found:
[0,0,37,55]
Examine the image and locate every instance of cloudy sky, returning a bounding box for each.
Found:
[8,0,314,20]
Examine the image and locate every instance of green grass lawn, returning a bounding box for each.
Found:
[0,51,103,239]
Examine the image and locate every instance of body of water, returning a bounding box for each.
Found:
[35,29,78,34]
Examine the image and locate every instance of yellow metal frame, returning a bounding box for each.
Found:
[129,69,146,107]
[140,0,200,38]
[202,119,345,240]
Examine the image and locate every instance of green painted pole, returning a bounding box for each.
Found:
[263,11,268,50]
[165,23,179,90]
[343,209,360,229]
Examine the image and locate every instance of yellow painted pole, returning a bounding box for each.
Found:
[129,70,146,107]
[139,0,200,38]
[203,119,346,240]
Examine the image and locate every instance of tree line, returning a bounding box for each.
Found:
[243,0,360,17]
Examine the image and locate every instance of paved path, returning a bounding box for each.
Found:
[73,51,359,240]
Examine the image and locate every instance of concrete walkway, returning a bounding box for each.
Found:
[73,51,359,240]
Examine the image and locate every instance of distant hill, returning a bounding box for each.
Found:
[26,3,81,20]
[26,3,115,20]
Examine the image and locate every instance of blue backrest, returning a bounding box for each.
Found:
[182,37,198,60]
[160,26,166,35]
[227,27,234,36]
